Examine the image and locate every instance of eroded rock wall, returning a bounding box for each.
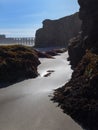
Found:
[68,0,98,68]
[78,0,98,49]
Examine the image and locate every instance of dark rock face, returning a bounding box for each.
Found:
[78,0,98,49]
[35,12,81,48]
[53,0,98,130]
[68,35,85,69]
[68,0,98,68]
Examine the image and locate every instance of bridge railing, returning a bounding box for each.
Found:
[0,37,35,46]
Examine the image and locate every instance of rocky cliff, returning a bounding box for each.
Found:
[68,0,98,68]
[53,0,98,130]
[35,12,81,48]
[78,0,98,50]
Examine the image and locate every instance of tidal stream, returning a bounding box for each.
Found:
[0,52,83,130]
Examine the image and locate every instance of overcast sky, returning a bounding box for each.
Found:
[0,0,79,37]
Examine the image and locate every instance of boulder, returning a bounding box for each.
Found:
[0,45,40,87]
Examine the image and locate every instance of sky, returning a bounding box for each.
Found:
[0,0,79,37]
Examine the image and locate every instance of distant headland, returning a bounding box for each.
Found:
[35,12,81,48]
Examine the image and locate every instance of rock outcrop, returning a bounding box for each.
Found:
[0,45,40,87]
[35,12,81,48]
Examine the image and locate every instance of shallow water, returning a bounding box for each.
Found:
[0,52,83,130]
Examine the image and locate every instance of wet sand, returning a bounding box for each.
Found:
[0,52,83,130]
